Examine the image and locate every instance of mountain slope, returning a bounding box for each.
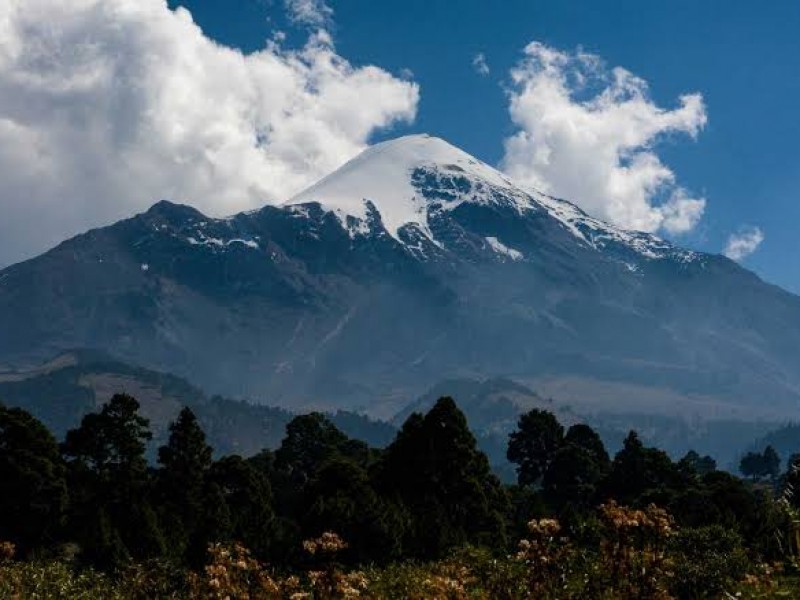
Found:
[1,134,799,418]
[0,351,396,455]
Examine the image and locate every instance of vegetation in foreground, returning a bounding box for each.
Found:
[3,393,800,598]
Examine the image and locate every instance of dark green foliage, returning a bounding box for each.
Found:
[669,526,750,598]
[0,391,794,583]
[61,394,164,568]
[376,397,509,559]
[740,445,782,481]
[740,451,763,480]
[62,394,151,476]
[263,413,387,566]
[327,410,397,448]
[158,408,212,497]
[763,445,781,480]
[156,407,213,564]
[275,412,371,487]
[542,423,610,510]
[0,404,67,555]
[543,443,604,510]
[678,449,717,476]
[207,455,275,558]
[747,423,800,473]
[564,423,610,468]
[302,456,403,564]
[507,409,564,487]
[504,413,610,512]
[603,431,685,505]
[506,484,548,541]
[272,412,372,521]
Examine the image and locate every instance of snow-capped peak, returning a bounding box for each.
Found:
[285,134,522,240]
[284,134,699,263]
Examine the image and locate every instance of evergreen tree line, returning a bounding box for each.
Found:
[1,395,797,572]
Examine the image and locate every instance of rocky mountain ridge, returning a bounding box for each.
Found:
[1,134,798,419]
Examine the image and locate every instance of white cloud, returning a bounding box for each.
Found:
[724,227,764,261]
[472,53,490,76]
[284,0,333,28]
[0,0,419,266]
[501,41,707,235]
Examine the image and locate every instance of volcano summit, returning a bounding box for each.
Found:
[1,135,798,418]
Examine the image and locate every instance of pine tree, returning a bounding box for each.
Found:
[564,423,610,468]
[0,404,67,556]
[763,445,781,481]
[507,409,564,487]
[377,397,509,558]
[543,424,609,511]
[61,394,163,568]
[275,412,370,486]
[156,407,213,564]
[302,455,403,564]
[272,412,371,518]
[604,431,683,505]
[208,455,275,560]
[679,450,717,476]
[739,451,763,481]
[739,447,780,482]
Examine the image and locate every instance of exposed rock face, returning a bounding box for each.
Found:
[1,135,799,417]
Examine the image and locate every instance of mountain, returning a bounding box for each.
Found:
[1,134,799,421]
[0,351,396,455]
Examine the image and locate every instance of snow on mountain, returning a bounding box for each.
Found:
[532,192,698,262]
[285,134,698,263]
[3,136,799,422]
[285,134,526,241]
[485,237,524,261]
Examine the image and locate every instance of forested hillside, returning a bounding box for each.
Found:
[0,352,395,457]
[2,393,800,598]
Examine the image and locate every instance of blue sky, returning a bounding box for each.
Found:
[166,0,800,292]
[1,1,798,294]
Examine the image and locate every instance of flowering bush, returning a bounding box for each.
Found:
[515,518,574,597]
[595,500,675,599]
[1,511,797,599]
[302,532,349,557]
[302,532,368,599]
[188,542,285,599]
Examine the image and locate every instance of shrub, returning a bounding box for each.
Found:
[669,525,750,599]
[595,501,675,600]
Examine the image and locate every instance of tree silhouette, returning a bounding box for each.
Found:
[740,446,781,482]
[207,455,274,559]
[302,455,402,564]
[763,445,781,481]
[507,409,564,487]
[61,394,163,568]
[377,397,509,558]
[604,431,683,505]
[543,423,609,509]
[156,407,213,564]
[678,450,717,476]
[0,404,67,556]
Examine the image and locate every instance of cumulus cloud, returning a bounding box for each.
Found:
[0,0,419,265]
[502,41,707,235]
[284,0,333,28]
[472,53,490,76]
[724,227,765,261]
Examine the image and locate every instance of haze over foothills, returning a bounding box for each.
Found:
[1,0,799,293]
